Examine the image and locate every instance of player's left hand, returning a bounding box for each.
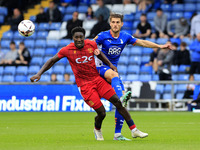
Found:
[94,49,100,55]
[110,64,118,72]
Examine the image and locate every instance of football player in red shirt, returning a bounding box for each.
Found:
[30,27,148,140]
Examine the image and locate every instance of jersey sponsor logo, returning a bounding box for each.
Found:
[75,56,93,64]
[108,46,121,55]
[88,48,93,53]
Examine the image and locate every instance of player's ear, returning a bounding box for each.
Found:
[121,22,124,27]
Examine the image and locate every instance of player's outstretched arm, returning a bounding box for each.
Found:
[94,49,117,72]
[30,54,61,82]
[135,39,173,50]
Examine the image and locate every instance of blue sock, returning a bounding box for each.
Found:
[111,77,124,134]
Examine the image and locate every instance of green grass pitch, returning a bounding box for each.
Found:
[0,111,200,150]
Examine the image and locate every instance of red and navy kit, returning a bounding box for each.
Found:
[58,39,116,109]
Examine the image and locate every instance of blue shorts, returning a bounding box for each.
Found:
[96,65,125,91]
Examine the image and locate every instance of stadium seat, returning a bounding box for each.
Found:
[91,4,99,12]
[46,40,58,48]
[163,93,171,99]
[47,30,60,40]
[59,30,67,39]
[172,74,178,81]
[171,12,183,20]
[69,74,75,82]
[178,65,190,73]
[121,29,132,35]
[147,12,156,20]
[3,66,16,75]
[172,4,184,12]
[121,47,130,56]
[184,3,196,12]
[0,7,8,16]
[2,31,13,40]
[140,66,152,74]
[27,30,36,40]
[56,74,64,82]
[13,31,24,40]
[29,15,36,22]
[39,74,50,82]
[28,66,40,75]
[155,93,160,100]
[164,12,171,21]
[112,4,124,14]
[127,65,140,74]
[164,84,172,93]
[77,5,88,13]
[24,40,35,48]
[181,37,193,45]
[123,14,134,21]
[1,40,11,49]
[184,12,193,20]
[45,48,57,56]
[33,48,45,57]
[16,66,28,75]
[49,22,61,30]
[141,56,150,65]
[38,23,49,31]
[128,56,141,65]
[161,4,172,12]
[152,74,159,81]
[134,13,142,20]
[0,15,4,24]
[142,48,153,55]
[156,38,168,44]
[35,40,46,48]
[43,56,52,63]
[30,57,43,66]
[65,6,77,14]
[2,75,14,82]
[122,21,133,30]
[120,74,126,81]
[123,4,137,14]
[139,74,151,82]
[130,47,142,56]
[15,75,27,82]
[58,39,72,47]
[176,92,184,99]
[0,75,2,82]
[52,65,65,74]
[66,65,73,74]
[178,74,189,81]
[156,84,164,94]
[176,84,187,93]
[171,65,178,74]
[36,31,49,39]
[133,21,139,29]
[63,14,73,21]
[194,74,200,81]
[83,20,97,30]
[119,56,129,65]
[0,66,3,75]
[56,57,68,65]
[170,38,181,46]
[126,74,139,81]
[43,67,53,75]
[118,65,127,75]
[58,6,65,15]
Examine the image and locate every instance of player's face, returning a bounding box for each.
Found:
[110,18,123,33]
[73,32,85,49]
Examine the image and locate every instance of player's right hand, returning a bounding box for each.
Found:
[30,74,41,82]
[110,64,118,72]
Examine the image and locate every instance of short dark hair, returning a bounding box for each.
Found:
[180,42,187,47]
[110,13,124,22]
[10,41,15,45]
[141,13,147,17]
[156,8,163,12]
[19,41,24,45]
[172,42,178,47]
[71,27,85,36]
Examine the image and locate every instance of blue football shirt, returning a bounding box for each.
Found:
[95,30,137,67]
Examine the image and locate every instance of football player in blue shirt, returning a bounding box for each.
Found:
[94,13,172,140]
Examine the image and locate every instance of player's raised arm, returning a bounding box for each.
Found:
[30,54,61,82]
[135,39,173,50]
[94,49,117,72]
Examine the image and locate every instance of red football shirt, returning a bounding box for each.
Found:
[58,39,100,87]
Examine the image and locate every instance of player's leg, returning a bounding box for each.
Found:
[109,94,148,138]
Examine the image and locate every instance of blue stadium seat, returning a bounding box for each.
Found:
[121,47,130,56]
[56,74,64,82]
[147,12,156,20]
[49,22,61,30]
[127,65,140,74]
[176,84,187,93]
[170,38,181,46]
[13,31,24,40]
[122,21,133,30]
[0,15,4,23]
[45,48,57,56]
[35,40,46,48]
[2,75,14,82]
[142,48,153,55]
[181,37,193,45]
[184,12,193,20]
[172,4,184,12]
[2,31,13,40]
[178,65,190,73]
[172,74,178,80]
[36,31,49,39]
[29,15,36,22]
[56,57,68,65]
[123,14,134,21]
[171,65,178,74]
[161,4,172,12]
[184,0,197,3]
[176,92,184,99]
[139,74,151,82]
[77,5,88,13]
[63,14,73,21]
[28,66,40,75]
[140,65,152,74]
[1,40,11,49]
[0,7,8,16]
[16,66,28,75]
[118,65,127,75]
[43,67,53,75]
[194,74,200,81]
[119,56,129,65]
[178,74,189,81]
[0,75,2,82]
[121,29,132,35]
[120,75,126,81]
[27,31,37,40]
[66,65,73,74]
[3,66,16,75]
[156,38,168,44]
[39,74,50,82]
[164,12,171,20]
[130,47,142,56]
[128,56,141,65]
[163,93,171,99]
[43,56,52,63]
[164,84,172,93]
[134,13,142,20]
[0,66,3,75]
[30,57,43,66]
[69,74,75,82]
[38,23,49,31]
[46,40,58,48]
[65,6,77,14]
[197,3,200,11]
[58,39,72,47]
[184,3,196,12]
[52,65,65,74]
[145,38,156,43]
[33,48,45,57]
[133,21,139,29]
[58,6,65,15]
[24,40,35,48]
[126,74,139,81]
[34,23,38,32]
[15,75,27,82]
[171,12,183,20]
[152,74,159,81]
[155,93,160,100]
[141,56,150,64]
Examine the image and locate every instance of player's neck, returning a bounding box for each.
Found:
[110,30,120,38]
